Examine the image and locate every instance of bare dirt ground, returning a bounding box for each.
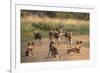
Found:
[21,35,89,63]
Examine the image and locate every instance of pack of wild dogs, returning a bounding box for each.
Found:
[25,27,83,58]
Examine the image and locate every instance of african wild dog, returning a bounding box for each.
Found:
[64,31,73,47]
[53,29,62,44]
[25,42,34,56]
[66,47,81,54]
[33,30,42,45]
[47,42,60,58]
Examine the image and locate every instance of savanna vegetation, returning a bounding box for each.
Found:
[21,10,89,39]
[21,10,90,62]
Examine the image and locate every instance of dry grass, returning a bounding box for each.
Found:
[21,15,89,25]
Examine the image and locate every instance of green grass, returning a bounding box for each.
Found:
[63,24,89,35]
[21,22,89,40]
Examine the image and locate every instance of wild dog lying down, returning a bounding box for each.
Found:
[67,41,82,54]
[48,42,60,58]
[66,47,81,54]
[25,42,34,56]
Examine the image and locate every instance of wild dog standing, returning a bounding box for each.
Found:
[58,29,64,44]
[49,29,55,42]
[64,31,69,43]
[69,32,73,47]
[64,31,73,47]
[53,29,61,44]
[33,30,42,45]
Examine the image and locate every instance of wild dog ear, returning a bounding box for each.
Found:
[80,41,82,44]
[76,41,79,44]
[31,42,34,45]
[50,41,54,44]
[27,42,31,46]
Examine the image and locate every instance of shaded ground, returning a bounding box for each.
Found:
[21,35,89,63]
